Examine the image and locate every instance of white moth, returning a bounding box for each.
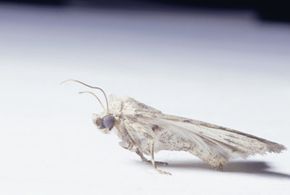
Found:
[64,80,286,175]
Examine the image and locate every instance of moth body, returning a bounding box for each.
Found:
[93,95,286,173]
[64,80,286,175]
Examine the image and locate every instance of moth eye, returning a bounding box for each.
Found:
[102,115,115,130]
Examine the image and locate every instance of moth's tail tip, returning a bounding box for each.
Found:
[269,143,287,153]
[280,144,287,151]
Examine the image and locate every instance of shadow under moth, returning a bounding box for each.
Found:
[63,80,286,175]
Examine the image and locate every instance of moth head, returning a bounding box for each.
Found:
[61,79,113,133]
[92,113,115,133]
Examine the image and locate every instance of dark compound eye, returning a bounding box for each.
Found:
[102,115,115,130]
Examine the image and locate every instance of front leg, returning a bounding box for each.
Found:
[119,141,136,151]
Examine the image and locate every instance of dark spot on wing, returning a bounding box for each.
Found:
[152,125,162,132]
[135,114,142,118]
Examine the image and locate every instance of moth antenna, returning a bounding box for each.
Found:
[61,79,109,113]
[78,91,106,111]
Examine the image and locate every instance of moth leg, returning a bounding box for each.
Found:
[218,163,224,171]
[136,149,168,166]
[150,141,171,175]
[154,161,168,166]
[119,141,135,151]
[117,122,168,166]
[136,149,149,161]
[118,123,167,166]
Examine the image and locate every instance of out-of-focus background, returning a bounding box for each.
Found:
[1,0,290,22]
[0,1,290,195]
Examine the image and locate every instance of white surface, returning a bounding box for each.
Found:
[0,5,290,195]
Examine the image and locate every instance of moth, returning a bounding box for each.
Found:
[63,79,286,175]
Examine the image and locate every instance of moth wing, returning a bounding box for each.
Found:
[109,95,162,117]
[155,114,286,167]
[118,97,286,167]
[121,114,234,167]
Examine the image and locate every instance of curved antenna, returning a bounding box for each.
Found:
[78,91,106,111]
[61,79,109,113]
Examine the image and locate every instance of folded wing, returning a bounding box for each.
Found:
[118,97,286,168]
[154,114,286,167]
